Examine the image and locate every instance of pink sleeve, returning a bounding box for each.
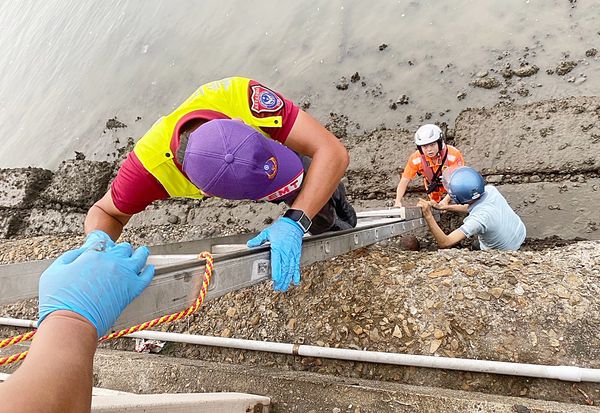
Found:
[110,152,170,215]
[247,80,300,143]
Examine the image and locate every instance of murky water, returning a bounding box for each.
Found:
[1,0,599,169]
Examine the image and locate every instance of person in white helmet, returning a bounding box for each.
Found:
[394,124,465,207]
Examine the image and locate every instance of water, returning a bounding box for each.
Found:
[1,0,599,169]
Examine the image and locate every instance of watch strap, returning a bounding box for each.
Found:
[283,209,312,233]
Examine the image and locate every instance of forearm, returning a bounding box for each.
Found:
[0,311,97,413]
[395,177,410,202]
[423,212,454,248]
[440,203,469,213]
[84,204,124,240]
[291,147,348,218]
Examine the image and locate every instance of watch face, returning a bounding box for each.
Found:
[285,209,312,232]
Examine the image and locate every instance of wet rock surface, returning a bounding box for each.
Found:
[39,159,113,209]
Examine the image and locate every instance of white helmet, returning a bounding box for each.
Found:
[414,124,444,146]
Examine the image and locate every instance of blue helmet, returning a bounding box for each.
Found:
[445,167,485,204]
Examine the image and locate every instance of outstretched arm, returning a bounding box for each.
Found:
[395,177,410,207]
[1,311,97,413]
[247,110,349,293]
[84,191,132,240]
[431,198,470,214]
[0,231,154,413]
[283,110,349,219]
[417,199,466,248]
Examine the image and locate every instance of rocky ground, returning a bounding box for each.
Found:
[1,234,599,406]
[1,70,600,412]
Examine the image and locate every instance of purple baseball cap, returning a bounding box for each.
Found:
[183,119,304,201]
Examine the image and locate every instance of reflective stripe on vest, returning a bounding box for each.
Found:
[133,77,282,199]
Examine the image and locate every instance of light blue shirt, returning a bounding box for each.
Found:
[459,185,526,251]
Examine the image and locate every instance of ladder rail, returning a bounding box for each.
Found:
[0,208,432,330]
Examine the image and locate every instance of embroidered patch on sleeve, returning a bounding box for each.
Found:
[250,84,284,114]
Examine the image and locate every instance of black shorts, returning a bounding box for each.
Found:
[281,155,357,235]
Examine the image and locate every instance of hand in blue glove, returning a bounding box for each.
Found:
[38,231,155,337]
[246,217,303,292]
[81,229,116,250]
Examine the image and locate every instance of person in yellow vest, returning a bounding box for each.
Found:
[85,77,356,292]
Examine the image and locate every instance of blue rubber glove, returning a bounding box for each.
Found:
[38,231,155,337]
[81,229,116,250]
[246,217,303,292]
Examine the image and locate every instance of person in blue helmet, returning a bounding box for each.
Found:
[417,166,526,250]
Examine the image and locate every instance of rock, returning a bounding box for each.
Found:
[434,329,445,339]
[335,77,349,90]
[490,288,504,299]
[399,235,420,251]
[369,328,381,342]
[378,43,388,51]
[286,318,297,330]
[456,91,467,100]
[585,48,598,57]
[392,325,403,339]
[226,307,236,317]
[501,68,513,78]
[555,61,577,76]
[353,325,364,335]
[298,96,311,110]
[513,65,539,77]
[471,77,501,89]
[428,267,453,278]
[106,117,127,130]
[350,72,361,83]
[430,339,443,354]
[529,332,538,347]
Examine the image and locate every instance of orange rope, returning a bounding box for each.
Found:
[0,251,213,367]
[0,331,36,349]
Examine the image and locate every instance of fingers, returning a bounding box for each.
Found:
[278,259,293,292]
[110,242,134,258]
[270,248,284,291]
[136,264,155,292]
[129,246,151,274]
[273,251,299,292]
[292,265,301,286]
[247,231,269,248]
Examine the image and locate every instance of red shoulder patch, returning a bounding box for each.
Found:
[250,84,284,114]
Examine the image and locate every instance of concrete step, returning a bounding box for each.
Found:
[92,392,269,413]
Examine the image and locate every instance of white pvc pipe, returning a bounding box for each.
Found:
[2,317,599,382]
[0,318,36,328]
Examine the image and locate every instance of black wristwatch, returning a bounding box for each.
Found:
[283,209,312,233]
